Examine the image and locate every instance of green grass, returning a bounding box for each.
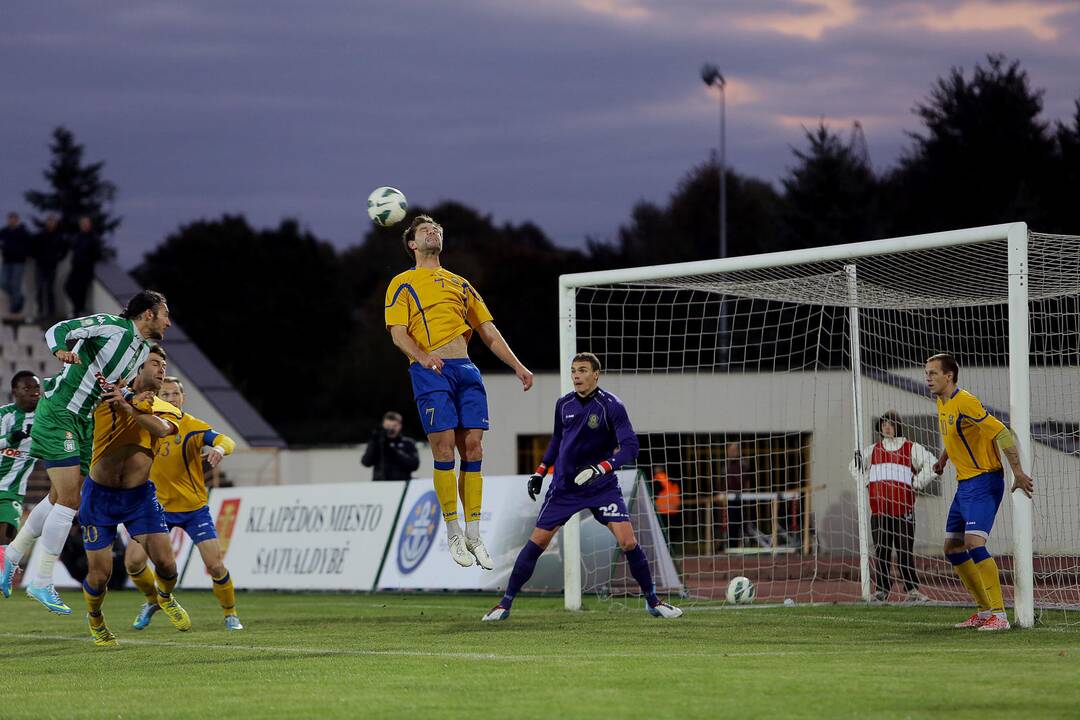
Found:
[4,590,1080,719]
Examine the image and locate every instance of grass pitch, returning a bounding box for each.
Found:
[4,590,1079,719]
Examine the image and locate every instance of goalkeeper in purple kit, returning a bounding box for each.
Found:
[482,352,682,621]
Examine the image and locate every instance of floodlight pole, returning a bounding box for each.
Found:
[701,63,727,259]
[702,63,729,365]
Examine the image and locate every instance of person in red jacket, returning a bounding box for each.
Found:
[850,410,936,602]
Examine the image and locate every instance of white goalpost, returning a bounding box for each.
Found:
[558,222,1080,628]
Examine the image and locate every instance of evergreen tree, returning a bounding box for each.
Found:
[24,126,121,237]
[135,216,354,443]
[598,162,785,268]
[780,122,879,249]
[884,55,1056,235]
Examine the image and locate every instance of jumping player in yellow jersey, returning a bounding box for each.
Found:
[80,345,192,646]
[925,353,1035,632]
[124,375,240,631]
[385,215,534,569]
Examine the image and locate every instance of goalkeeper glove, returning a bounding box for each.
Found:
[528,464,547,501]
[573,461,613,487]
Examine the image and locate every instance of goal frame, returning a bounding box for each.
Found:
[557,221,1035,627]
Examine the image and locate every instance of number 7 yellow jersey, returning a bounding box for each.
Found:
[151,412,235,512]
[384,267,493,358]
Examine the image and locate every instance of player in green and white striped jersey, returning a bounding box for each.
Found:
[0,372,41,545]
[1,290,172,613]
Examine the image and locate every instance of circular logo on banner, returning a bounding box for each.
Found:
[397,490,441,575]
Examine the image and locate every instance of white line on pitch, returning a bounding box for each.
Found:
[0,632,1061,661]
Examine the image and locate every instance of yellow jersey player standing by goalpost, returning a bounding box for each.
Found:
[124,375,240,631]
[925,353,1035,631]
[385,215,533,569]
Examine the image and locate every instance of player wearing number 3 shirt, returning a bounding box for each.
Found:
[481,352,681,621]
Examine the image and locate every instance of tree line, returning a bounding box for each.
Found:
[23,56,1080,444]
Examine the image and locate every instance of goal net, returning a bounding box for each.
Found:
[558,223,1080,627]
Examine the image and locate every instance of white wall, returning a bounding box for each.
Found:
[219,442,434,490]
[479,370,1080,554]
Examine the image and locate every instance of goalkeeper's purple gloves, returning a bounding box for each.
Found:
[573,460,613,487]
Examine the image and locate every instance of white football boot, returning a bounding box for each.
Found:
[465,536,494,570]
[448,534,475,567]
[481,605,510,622]
[647,601,683,619]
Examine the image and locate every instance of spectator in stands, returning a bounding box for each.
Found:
[64,216,104,316]
[849,410,936,603]
[33,214,68,323]
[651,466,681,543]
[361,411,420,481]
[723,442,747,549]
[0,212,32,320]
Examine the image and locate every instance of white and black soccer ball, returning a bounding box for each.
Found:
[367,186,408,227]
[726,575,755,604]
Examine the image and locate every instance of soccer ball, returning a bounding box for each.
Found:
[367,186,408,227]
[726,576,755,604]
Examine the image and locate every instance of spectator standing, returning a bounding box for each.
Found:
[652,466,681,544]
[849,410,936,602]
[64,216,103,316]
[33,214,68,322]
[0,212,32,320]
[361,411,420,481]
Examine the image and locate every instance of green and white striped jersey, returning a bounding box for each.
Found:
[0,403,35,497]
[42,313,152,418]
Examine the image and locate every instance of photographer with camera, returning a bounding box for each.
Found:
[361,411,419,481]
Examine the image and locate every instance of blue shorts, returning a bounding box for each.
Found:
[945,469,1005,540]
[409,358,489,434]
[164,506,218,544]
[78,478,168,551]
[534,481,629,531]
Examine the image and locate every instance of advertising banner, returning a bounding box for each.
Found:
[179,481,406,590]
[377,471,682,594]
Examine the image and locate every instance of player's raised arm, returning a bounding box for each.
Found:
[44,314,128,363]
[201,429,237,468]
[475,321,533,391]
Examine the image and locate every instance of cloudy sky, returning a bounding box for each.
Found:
[4,1,1080,267]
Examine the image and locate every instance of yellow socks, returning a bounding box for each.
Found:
[156,570,178,599]
[971,547,1005,612]
[433,461,459,523]
[82,580,106,624]
[212,571,238,616]
[947,550,991,612]
[460,461,483,525]
[128,565,159,606]
[437,459,482,535]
